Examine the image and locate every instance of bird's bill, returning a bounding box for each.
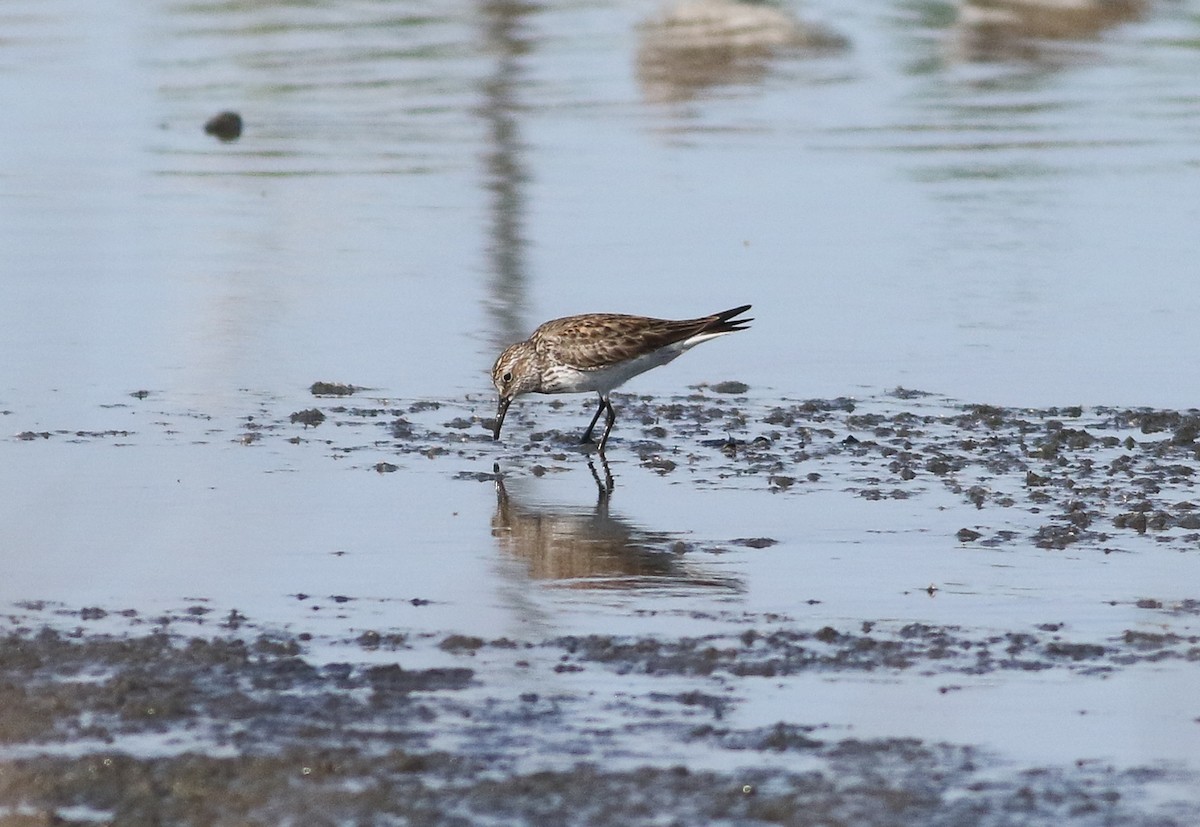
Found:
[493,396,512,440]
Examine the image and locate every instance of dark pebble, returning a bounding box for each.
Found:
[204,111,243,141]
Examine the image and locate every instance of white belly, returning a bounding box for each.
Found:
[541,343,691,396]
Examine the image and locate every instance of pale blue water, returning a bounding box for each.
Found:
[3,0,1198,410]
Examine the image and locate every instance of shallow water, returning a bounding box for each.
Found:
[2,0,1200,822]
[4,0,1200,408]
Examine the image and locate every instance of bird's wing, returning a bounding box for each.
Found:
[532,311,744,370]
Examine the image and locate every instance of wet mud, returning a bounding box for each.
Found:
[3,387,1199,824]
[487,387,1200,558]
[0,604,1196,827]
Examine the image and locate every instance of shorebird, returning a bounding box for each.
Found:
[491,304,752,453]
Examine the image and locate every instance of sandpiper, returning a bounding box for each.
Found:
[491,304,752,452]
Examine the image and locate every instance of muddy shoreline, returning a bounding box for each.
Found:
[2,388,1199,824]
[1,603,1197,826]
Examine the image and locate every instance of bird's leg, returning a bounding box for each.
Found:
[597,397,617,454]
[597,452,614,494]
[586,457,615,502]
[581,393,606,443]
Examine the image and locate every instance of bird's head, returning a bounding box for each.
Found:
[491,343,540,440]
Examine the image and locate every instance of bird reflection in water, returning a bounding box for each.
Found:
[491,459,741,592]
[635,0,847,105]
[952,0,1146,63]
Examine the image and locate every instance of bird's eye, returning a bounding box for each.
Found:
[502,372,512,382]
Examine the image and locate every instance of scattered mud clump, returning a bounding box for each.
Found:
[310,381,361,396]
[289,408,326,427]
[731,537,778,548]
[204,110,243,141]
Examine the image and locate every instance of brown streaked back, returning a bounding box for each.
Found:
[530,305,752,370]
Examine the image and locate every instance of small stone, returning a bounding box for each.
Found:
[204,111,243,141]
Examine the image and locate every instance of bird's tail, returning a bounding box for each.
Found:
[706,304,753,334]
